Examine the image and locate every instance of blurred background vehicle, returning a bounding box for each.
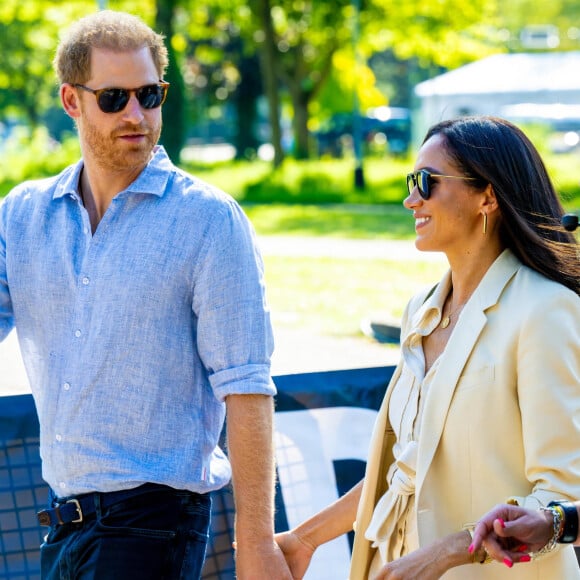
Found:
[315,106,411,158]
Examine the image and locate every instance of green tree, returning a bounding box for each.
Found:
[254,0,354,159]
[0,0,158,130]
[254,0,284,166]
[246,0,505,159]
[3,0,578,166]
[155,0,186,162]
[0,3,64,128]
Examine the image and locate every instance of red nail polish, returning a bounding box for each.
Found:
[498,518,506,528]
[503,558,513,568]
[468,543,474,554]
[520,555,531,563]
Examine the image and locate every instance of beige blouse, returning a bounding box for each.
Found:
[365,278,451,572]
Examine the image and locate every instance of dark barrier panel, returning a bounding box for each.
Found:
[0,366,394,580]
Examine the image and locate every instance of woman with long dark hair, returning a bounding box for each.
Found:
[423,117,578,294]
[275,116,579,579]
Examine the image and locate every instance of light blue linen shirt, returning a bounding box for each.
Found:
[0,146,276,497]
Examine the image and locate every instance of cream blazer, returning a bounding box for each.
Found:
[350,250,580,579]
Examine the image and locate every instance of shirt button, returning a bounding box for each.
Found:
[74,330,82,338]
[55,434,62,442]
[63,382,71,391]
[59,482,67,489]
[82,277,90,285]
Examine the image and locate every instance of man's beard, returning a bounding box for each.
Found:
[79,113,161,173]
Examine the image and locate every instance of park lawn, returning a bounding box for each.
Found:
[263,254,447,338]
[243,203,415,239]
[186,154,580,211]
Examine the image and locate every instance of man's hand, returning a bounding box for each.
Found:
[235,539,293,580]
[226,394,293,579]
[274,530,316,579]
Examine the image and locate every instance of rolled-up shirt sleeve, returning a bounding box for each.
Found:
[192,199,276,401]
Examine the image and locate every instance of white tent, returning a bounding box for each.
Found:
[414,51,580,137]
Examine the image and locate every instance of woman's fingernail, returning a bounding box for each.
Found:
[520,555,531,563]
[503,558,513,568]
[468,543,475,554]
[516,544,528,552]
[498,518,506,528]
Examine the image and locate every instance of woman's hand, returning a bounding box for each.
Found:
[373,529,473,580]
[470,503,552,566]
[273,479,364,578]
[274,530,316,579]
[372,548,443,580]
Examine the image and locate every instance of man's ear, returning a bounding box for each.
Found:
[61,84,82,119]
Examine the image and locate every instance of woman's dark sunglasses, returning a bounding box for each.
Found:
[74,82,169,113]
[406,169,476,200]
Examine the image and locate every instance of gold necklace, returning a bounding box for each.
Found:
[440,297,467,329]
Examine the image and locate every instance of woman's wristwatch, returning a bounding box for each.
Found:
[548,500,579,544]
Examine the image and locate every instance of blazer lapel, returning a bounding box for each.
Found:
[415,250,521,495]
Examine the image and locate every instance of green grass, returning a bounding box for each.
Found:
[243,203,415,239]
[183,156,412,205]
[183,154,580,211]
[264,255,446,337]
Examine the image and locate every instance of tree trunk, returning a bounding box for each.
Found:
[155,0,186,164]
[234,54,262,160]
[278,43,336,161]
[288,85,311,160]
[255,0,284,167]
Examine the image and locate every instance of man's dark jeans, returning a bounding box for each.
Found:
[40,484,211,580]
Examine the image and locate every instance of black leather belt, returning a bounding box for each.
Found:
[36,483,180,527]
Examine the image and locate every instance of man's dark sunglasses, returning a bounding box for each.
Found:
[74,82,169,113]
[406,169,477,200]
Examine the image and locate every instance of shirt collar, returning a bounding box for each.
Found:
[406,248,518,342]
[401,271,452,381]
[52,161,84,201]
[51,145,173,201]
[414,270,453,336]
[124,146,173,198]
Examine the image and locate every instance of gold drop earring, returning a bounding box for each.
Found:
[482,212,488,235]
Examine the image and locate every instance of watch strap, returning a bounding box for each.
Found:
[548,500,579,544]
